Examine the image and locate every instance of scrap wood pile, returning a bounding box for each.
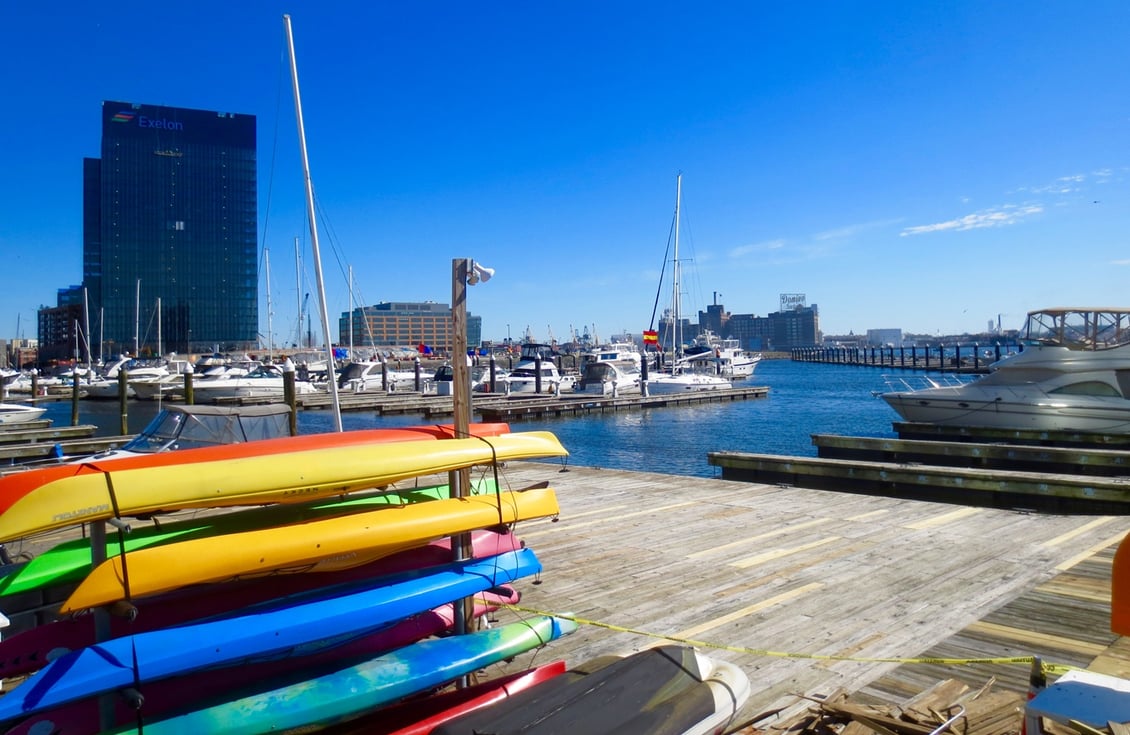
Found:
[730,678,1029,735]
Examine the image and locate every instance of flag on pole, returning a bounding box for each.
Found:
[642,330,659,345]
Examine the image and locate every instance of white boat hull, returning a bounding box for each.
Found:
[0,403,47,425]
[881,338,1130,434]
[646,373,731,394]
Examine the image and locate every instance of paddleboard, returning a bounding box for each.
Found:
[0,430,566,542]
[431,645,752,735]
[60,485,557,613]
[0,548,542,723]
[6,589,520,735]
[0,476,509,599]
[0,529,523,680]
[106,614,578,735]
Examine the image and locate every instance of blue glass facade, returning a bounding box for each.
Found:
[84,101,257,355]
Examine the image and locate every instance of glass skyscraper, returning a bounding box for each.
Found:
[83,100,257,355]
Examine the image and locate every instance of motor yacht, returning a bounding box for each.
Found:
[0,402,47,425]
[500,342,576,395]
[680,331,762,379]
[880,307,1130,433]
[576,359,642,397]
[190,364,319,404]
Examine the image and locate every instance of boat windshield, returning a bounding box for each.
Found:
[1021,308,1130,349]
[121,407,291,452]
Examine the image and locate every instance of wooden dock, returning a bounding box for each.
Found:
[480,462,1130,725]
[233,385,770,421]
[813,432,1130,476]
[0,461,1125,728]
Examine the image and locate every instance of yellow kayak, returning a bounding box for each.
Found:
[0,431,567,543]
[61,486,559,613]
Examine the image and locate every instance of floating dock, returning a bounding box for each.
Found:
[232,385,770,420]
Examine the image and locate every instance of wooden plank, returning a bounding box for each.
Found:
[812,433,1130,476]
[707,451,1130,513]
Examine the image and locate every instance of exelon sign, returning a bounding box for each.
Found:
[112,110,185,131]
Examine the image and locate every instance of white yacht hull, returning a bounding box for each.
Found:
[881,339,1130,434]
[646,373,731,394]
[0,403,47,425]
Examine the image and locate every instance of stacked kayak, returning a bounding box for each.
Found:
[0,424,578,734]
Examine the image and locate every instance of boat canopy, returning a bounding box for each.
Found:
[120,404,292,453]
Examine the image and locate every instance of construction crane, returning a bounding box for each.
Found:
[294,292,311,348]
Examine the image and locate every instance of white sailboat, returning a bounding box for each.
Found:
[647,174,731,394]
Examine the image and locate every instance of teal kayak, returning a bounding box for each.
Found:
[109,614,578,734]
[0,477,501,598]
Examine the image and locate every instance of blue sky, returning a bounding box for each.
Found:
[3,2,1129,347]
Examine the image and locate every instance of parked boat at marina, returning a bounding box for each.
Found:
[680,330,762,379]
[576,357,642,397]
[880,306,1130,433]
[0,403,46,426]
[500,342,577,394]
[188,363,319,403]
[645,174,731,394]
[339,360,420,393]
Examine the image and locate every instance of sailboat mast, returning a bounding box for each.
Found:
[156,297,162,357]
[284,13,342,431]
[672,172,682,360]
[134,279,141,357]
[82,287,91,373]
[265,247,274,361]
[348,265,354,360]
[294,236,302,348]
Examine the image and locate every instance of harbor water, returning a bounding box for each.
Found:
[39,360,913,478]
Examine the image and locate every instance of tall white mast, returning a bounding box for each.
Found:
[82,287,92,373]
[265,247,274,361]
[672,172,682,360]
[134,278,141,357]
[156,297,162,357]
[294,236,302,348]
[348,265,354,360]
[284,13,342,430]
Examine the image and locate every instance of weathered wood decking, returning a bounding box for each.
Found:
[479,461,1130,724]
[0,460,1123,728]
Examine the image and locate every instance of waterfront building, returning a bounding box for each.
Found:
[339,301,483,356]
[39,100,258,360]
[697,299,820,352]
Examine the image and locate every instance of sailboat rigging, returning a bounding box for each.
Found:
[284,13,342,430]
[646,173,730,394]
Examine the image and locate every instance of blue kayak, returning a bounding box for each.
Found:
[109,614,578,734]
[0,548,541,724]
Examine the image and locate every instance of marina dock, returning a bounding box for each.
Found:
[0,453,1125,728]
[234,384,770,420]
[2,459,1124,726]
[462,461,1130,725]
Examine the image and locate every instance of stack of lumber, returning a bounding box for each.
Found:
[730,678,1032,735]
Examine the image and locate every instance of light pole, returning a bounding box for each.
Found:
[450,257,493,663]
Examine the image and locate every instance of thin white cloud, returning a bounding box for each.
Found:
[1111,258,1130,266]
[729,239,784,258]
[812,218,901,242]
[900,204,1043,236]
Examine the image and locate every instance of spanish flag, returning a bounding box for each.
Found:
[642,330,658,345]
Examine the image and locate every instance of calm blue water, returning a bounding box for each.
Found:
[39,360,913,478]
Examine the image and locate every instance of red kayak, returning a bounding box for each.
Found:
[341,660,568,735]
[0,422,510,518]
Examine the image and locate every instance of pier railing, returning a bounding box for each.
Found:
[790,343,1020,373]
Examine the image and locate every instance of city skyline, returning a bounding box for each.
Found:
[3,3,1129,349]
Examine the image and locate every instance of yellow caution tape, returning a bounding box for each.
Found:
[501,603,1083,673]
